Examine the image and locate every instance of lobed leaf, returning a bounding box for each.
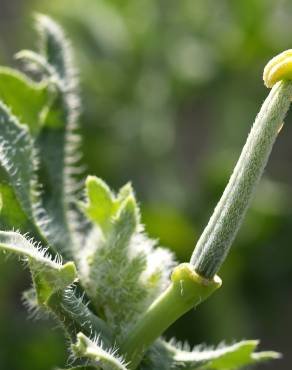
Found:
[80,176,115,233]
[78,176,175,339]
[78,191,142,331]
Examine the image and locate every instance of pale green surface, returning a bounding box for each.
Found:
[191,81,292,278]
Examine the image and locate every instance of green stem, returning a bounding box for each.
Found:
[190,81,292,278]
[121,263,221,369]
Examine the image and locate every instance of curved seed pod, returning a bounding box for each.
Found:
[263,49,292,88]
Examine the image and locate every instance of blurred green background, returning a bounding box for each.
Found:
[1,0,292,369]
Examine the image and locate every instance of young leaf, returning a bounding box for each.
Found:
[79,177,138,234]
[72,332,128,370]
[78,193,145,334]
[78,179,175,339]
[80,176,115,233]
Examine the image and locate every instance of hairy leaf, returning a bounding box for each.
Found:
[0,230,77,303]
[78,188,144,333]
[0,101,63,249]
[80,176,115,233]
[72,332,128,370]
[144,339,281,370]
[16,49,56,77]
[35,13,74,84]
[78,177,175,338]
[0,101,43,224]
[31,14,83,259]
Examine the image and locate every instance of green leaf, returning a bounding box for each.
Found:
[154,339,281,370]
[72,332,128,370]
[0,182,28,230]
[80,176,115,233]
[35,13,74,83]
[112,194,139,244]
[0,230,77,304]
[0,67,50,135]
[78,192,145,334]
[30,14,82,259]
[201,341,281,369]
[78,178,175,339]
[80,176,137,234]
[36,127,76,258]
[0,101,64,251]
[0,98,76,256]
[0,101,41,222]
[15,49,56,77]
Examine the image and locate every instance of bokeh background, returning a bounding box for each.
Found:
[0,0,292,369]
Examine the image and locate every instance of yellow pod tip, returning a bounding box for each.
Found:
[263,49,292,88]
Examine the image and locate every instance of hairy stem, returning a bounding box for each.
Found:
[190,80,292,278]
[121,263,221,369]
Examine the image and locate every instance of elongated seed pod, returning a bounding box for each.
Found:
[191,51,292,278]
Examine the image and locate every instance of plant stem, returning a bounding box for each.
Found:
[121,263,221,369]
[190,80,292,278]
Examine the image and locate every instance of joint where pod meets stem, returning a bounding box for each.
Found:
[121,263,221,369]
